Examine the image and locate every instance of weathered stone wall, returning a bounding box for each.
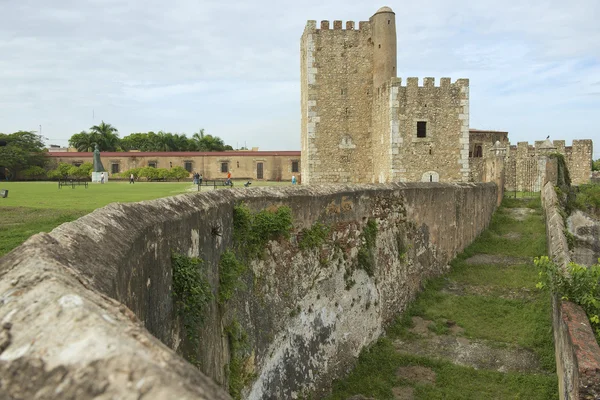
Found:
[567,210,600,266]
[392,78,470,183]
[541,182,600,400]
[565,140,593,186]
[300,19,374,184]
[505,139,593,191]
[0,183,497,399]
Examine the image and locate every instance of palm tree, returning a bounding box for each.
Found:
[89,121,120,151]
[69,131,96,152]
[192,128,206,151]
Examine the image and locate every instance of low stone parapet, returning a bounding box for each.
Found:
[542,181,600,399]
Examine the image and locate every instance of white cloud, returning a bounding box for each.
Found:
[0,0,598,158]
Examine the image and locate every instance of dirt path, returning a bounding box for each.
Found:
[326,198,558,400]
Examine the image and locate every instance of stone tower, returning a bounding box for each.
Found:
[301,7,470,184]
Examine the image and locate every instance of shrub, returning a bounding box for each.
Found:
[169,166,189,181]
[232,203,293,260]
[298,222,330,250]
[21,165,46,180]
[536,256,600,343]
[218,250,247,304]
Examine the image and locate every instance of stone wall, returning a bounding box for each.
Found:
[390,78,470,183]
[0,183,497,399]
[541,181,600,400]
[300,19,374,184]
[506,140,593,191]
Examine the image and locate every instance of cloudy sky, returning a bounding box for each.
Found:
[0,0,598,159]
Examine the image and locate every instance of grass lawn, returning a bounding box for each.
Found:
[0,180,291,257]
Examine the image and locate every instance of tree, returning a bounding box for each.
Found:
[69,121,120,152]
[89,121,120,151]
[69,131,96,152]
[593,159,600,172]
[0,131,47,179]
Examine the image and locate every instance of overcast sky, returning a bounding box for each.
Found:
[0,0,598,159]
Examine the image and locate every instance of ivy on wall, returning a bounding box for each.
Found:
[171,251,214,367]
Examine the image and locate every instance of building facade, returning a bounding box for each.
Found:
[47,150,301,181]
[301,7,470,184]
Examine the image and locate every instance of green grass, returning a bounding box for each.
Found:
[461,198,546,257]
[325,340,557,400]
[325,196,558,399]
[449,263,539,290]
[0,180,292,257]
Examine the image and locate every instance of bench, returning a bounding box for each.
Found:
[58,180,89,189]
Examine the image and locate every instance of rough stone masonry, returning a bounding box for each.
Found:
[0,183,497,399]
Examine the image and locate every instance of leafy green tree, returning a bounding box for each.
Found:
[593,159,600,171]
[0,131,47,179]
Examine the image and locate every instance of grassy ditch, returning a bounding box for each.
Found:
[325,196,558,399]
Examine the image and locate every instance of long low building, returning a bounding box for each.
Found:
[47,150,302,181]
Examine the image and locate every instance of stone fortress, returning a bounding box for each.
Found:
[301,7,593,187]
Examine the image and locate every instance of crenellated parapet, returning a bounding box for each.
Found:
[504,139,593,190]
[304,19,371,33]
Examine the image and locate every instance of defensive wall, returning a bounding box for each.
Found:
[0,182,497,399]
[542,179,600,399]
[505,140,593,191]
[46,150,302,182]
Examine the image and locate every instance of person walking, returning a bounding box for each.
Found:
[100,172,105,184]
[193,172,198,185]
[129,173,135,184]
[199,173,203,186]
[226,171,232,186]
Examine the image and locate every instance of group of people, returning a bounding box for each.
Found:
[192,172,203,185]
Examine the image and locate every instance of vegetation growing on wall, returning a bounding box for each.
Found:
[225,320,256,400]
[232,202,293,260]
[573,184,600,218]
[171,252,214,367]
[357,219,378,276]
[299,222,331,251]
[536,256,600,343]
[219,250,247,304]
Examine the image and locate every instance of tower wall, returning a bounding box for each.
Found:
[567,139,593,185]
[300,20,374,184]
[389,77,470,183]
[370,8,397,89]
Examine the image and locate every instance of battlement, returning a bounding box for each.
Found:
[304,20,370,32]
[389,77,469,88]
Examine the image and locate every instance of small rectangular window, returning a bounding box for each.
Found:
[417,121,427,138]
[148,162,157,168]
[221,162,229,173]
[111,163,119,174]
[291,161,299,173]
[72,162,82,167]
[184,161,192,172]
